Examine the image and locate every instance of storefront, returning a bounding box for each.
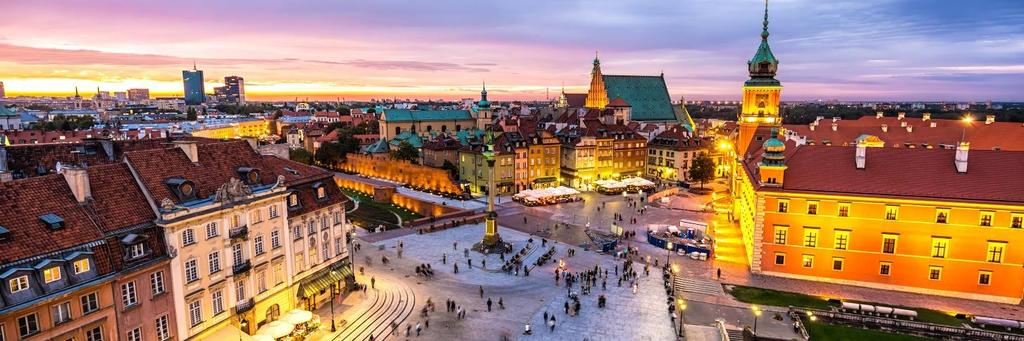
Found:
[296,259,354,311]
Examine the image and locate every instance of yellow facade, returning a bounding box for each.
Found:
[192,119,272,140]
[737,85,782,156]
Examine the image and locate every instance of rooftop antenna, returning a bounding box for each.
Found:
[193,60,197,70]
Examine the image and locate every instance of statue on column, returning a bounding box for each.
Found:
[474,131,509,253]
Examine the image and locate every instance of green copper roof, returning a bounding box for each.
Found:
[763,137,784,148]
[746,0,780,86]
[0,106,18,117]
[383,109,472,122]
[601,75,678,122]
[361,139,390,154]
[389,131,423,148]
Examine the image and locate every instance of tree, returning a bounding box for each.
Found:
[186,107,198,121]
[688,153,716,189]
[289,148,313,165]
[441,160,459,180]
[390,141,419,163]
[314,143,344,168]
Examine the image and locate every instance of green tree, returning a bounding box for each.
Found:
[186,107,198,121]
[289,148,313,165]
[441,160,459,180]
[390,141,419,163]
[314,143,344,168]
[688,153,716,189]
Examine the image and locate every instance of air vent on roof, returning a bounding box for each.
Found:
[284,167,299,175]
[40,214,64,230]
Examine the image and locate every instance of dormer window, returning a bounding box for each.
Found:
[237,167,261,185]
[288,193,299,208]
[313,182,327,199]
[165,178,197,201]
[43,267,62,283]
[9,275,29,293]
[130,243,147,259]
[40,214,64,230]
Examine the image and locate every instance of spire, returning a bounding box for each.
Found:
[762,0,770,40]
[747,0,780,85]
[478,81,490,109]
[74,86,80,98]
[193,60,197,70]
[585,54,609,108]
[594,50,599,65]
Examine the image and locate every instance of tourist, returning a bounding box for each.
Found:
[717,268,722,280]
[498,297,504,309]
[453,241,458,250]
[479,285,484,298]
[543,311,548,321]
[524,323,532,335]
[482,259,486,269]
[454,263,459,273]
[406,324,411,336]
[468,258,473,268]
[371,276,376,289]
[416,322,422,336]
[487,298,492,311]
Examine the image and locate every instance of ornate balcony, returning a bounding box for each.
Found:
[235,298,254,314]
[233,259,251,275]
[229,225,248,240]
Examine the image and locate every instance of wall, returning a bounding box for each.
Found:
[339,154,462,195]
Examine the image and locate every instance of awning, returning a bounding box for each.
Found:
[532,177,558,184]
[297,262,353,298]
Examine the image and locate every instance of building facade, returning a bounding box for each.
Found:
[182,67,205,106]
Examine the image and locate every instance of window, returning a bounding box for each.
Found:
[231,214,241,228]
[935,208,949,224]
[274,263,284,285]
[235,279,246,301]
[17,313,38,338]
[801,255,814,268]
[74,259,91,274]
[182,228,196,246]
[271,230,281,249]
[987,242,1006,263]
[86,326,103,341]
[206,222,219,239]
[254,235,265,256]
[979,271,992,285]
[837,202,850,217]
[307,220,315,236]
[81,292,99,314]
[52,301,72,324]
[879,262,891,276]
[209,251,221,274]
[335,238,343,256]
[777,199,789,213]
[882,234,898,254]
[295,252,305,273]
[232,244,244,265]
[43,266,61,283]
[980,211,994,227]
[774,253,785,265]
[931,237,950,258]
[251,210,262,224]
[127,328,142,341]
[212,290,224,315]
[156,315,170,341]
[833,230,850,250]
[803,228,819,247]
[333,211,342,225]
[885,205,899,220]
[9,276,28,293]
[773,225,788,244]
[322,233,330,261]
[807,201,818,215]
[928,266,943,280]
[151,271,165,295]
[185,258,199,283]
[121,281,138,307]
[288,194,299,207]
[292,226,303,240]
[188,300,203,327]
[269,204,279,218]
[1013,213,1023,229]
[832,257,845,271]
[316,186,327,199]
[130,243,147,259]
[257,271,267,293]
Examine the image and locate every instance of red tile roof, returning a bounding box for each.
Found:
[784,116,1024,151]
[4,136,216,180]
[563,93,587,108]
[607,97,631,107]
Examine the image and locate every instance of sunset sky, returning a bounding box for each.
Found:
[1,0,1022,101]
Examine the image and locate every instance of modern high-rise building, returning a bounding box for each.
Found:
[0,81,5,98]
[183,65,205,105]
[224,76,245,104]
[127,88,151,101]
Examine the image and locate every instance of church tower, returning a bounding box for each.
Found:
[737,0,782,157]
[475,82,492,130]
[585,53,609,109]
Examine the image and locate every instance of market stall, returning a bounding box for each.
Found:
[257,320,295,340]
[512,186,581,206]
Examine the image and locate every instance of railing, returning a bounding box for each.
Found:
[233,260,251,275]
[229,225,249,239]
[235,298,254,314]
[792,307,1024,341]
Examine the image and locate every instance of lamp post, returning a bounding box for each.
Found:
[330,284,337,332]
[676,298,687,337]
[752,305,762,334]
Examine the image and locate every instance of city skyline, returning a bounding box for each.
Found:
[1,0,1022,101]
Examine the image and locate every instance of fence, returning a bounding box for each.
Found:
[791,307,1024,341]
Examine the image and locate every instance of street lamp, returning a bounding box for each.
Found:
[676,298,687,336]
[752,305,762,334]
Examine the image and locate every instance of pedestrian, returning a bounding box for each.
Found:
[482,259,486,269]
[416,322,422,336]
[487,298,493,311]
[468,258,472,268]
[443,253,447,264]
[549,316,556,331]
[406,324,411,336]
[425,319,430,329]
[564,301,569,314]
[499,297,504,309]
[543,311,548,321]
[453,241,458,250]
[479,285,484,298]
[717,268,722,280]
[371,276,376,289]
[454,263,459,274]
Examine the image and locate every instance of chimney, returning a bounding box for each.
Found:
[876,111,884,119]
[881,124,888,133]
[955,142,970,173]
[62,166,91,203]
[922,113,931,121]
[831,123,838,131]
[898,112,906,120]
[930,122,937,128]
[855,141,867,169]
[906,125,914,132]
[985,115,995,125]
[174,140,199,163]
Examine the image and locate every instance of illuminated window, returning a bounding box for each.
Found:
[987,242,1006,263]
[832,257,845,271]
[935,208,949,224]
[9,276,28,293]
[777,199,789,213]
[1012,214,1023,229]
[43,267,61,283]
[980,211,994,227]
[930,237,949,258]
[803,228,819,247]
[882,234,898,254]
[978,271,992,285]
[833,230,850,250]
[74,259,91,274]
[807,201,818,215]
[774,253,785,265]
[773,225,788,244]
[928,266,942,280]
[837,203,850,217]
[879,262,892,276]
[801,255,814,268]
[885,206,899,220]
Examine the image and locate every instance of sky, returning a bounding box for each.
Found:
[0,0,1022,102]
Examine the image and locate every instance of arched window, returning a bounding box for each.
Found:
[266,304,280,322]
[321,232,330,261]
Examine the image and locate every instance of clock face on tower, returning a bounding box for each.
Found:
[756,94,768,109]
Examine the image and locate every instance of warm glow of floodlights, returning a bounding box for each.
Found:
[962,115,974,123]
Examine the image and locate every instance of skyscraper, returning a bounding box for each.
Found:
[183,63,205,105]
[223,76,245,104]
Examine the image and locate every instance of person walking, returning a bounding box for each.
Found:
[498,297,504,310]
[717,268,722,280]
[479,285,484,298]
[416,322,422,336]
[549,316,556,331]
[468,258,473,268]
[443,253,447,264]
[487,298,493,312]
[454,263,459,274]
[371,276,376,289]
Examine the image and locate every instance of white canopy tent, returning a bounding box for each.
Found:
[257,320,295,339]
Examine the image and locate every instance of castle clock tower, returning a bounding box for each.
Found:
[737,0,782,157]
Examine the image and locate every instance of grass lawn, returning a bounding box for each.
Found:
[805,321,936,341]
[340,188,423,231]
[726,285,963,326]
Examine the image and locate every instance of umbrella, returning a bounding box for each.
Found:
[257,320,295,338]
[281,309,314,324]
[251,335,275,341]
